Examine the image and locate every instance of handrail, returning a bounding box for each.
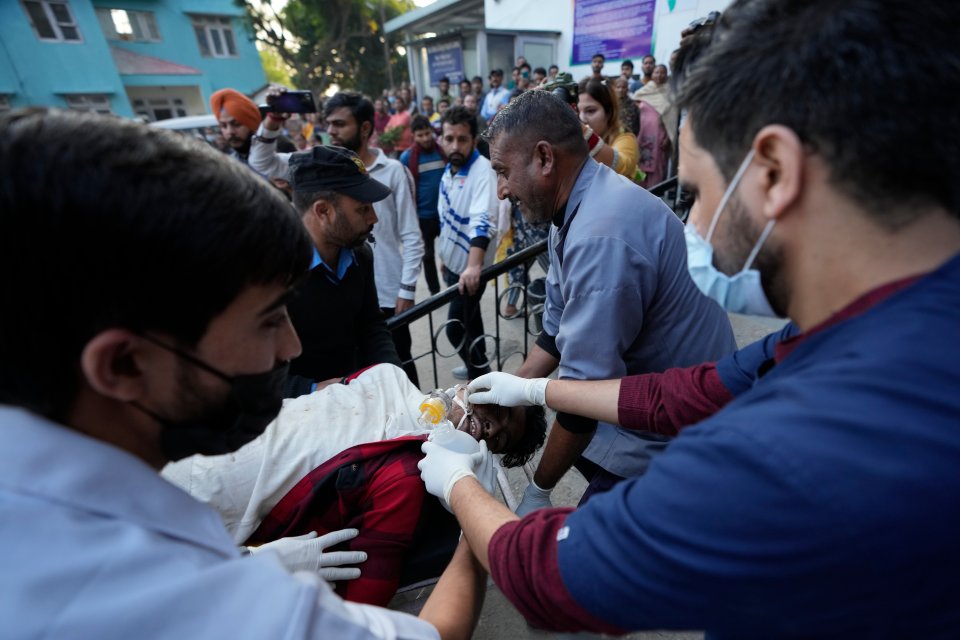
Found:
[386,175,679,331]
[386,239,547,330]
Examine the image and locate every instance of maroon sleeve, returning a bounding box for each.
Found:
[488,508,626,635]
[617,362,734,435]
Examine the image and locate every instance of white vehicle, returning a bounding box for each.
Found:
[148,114,220,148]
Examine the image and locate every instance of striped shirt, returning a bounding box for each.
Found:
[436,150,498,275]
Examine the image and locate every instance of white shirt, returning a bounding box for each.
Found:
[0,405,438,640]
[437,150,498,275]
[366,148,425,307]
[163,364,431,543]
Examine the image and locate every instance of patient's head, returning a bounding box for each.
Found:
[447,390,546,468]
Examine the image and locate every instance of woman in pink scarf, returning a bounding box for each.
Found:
[633,65,677,189]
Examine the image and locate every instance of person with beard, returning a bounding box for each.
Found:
[465,89,734,512]
[209,88,295,168]
[0,109,487,639]
[252,91,424,387]
[279,145,405,395]
[579,53,606,87]
[437,106,499,380]
[415,1,960,636]
[639,53,656,86]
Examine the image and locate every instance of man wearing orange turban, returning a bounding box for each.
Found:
[210,88,263,164]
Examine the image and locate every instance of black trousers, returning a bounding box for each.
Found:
[419,217,441,295]
[442,266,490,377]
[381,307,419,387]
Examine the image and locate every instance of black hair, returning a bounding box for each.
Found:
[621,59,634,69]
[292,189,339,215]
[440,105,477,138]
[549,64,559,71]
[439,76,449,84]
[324,91,375,131]
[438,97,450,107]
[421,95,434,104]
[642,54,655,63]
[471,75,483,83]
[533,67,547,76]
[490,68,504,77]
[410,114,432,132]
[501,404,547,468]
[592,53,605,62]
[484,89,586,155]
[0,109,312,419]
[678,0,960,226]
[519,62,531,72]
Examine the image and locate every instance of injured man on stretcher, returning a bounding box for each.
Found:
[162,363,546,606]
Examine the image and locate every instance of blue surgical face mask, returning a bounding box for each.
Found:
[685,149,779,316]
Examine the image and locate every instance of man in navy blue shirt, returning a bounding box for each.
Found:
[417,1,960,637]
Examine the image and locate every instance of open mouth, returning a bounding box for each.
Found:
[458,414,481,440]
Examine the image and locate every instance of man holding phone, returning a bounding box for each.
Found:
[209,88,296,169]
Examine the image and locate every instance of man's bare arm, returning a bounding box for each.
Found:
[447,477,518,571]
[516,343,559,379]
[545,379,622,425]
[531,421,595,490]
[418,537,489,640]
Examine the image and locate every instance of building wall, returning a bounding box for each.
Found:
[94,0,266,102]
[484,0,731,78]
[0,0,265,118]
[0,1,131,115]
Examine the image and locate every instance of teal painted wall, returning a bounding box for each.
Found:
[0,0,266,117]
[92,0,266,102]
[0,1,131,115]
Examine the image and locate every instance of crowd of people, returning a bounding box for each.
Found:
[207,49,684,333]
[3,0,959,638]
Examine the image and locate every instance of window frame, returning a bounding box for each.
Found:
[191,15,238,59]
[96,8,161,43]
[21,0,83,43]
[63,94,114,115]
[131,97,188,122]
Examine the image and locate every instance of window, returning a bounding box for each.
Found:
[191,15,237,58]
[22,1,81,42]
[132,97,188,122]
[64,94,113,115]
[0,96,11,114]
[96,8,161,42]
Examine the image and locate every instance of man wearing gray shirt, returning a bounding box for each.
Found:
[486,91,735,514]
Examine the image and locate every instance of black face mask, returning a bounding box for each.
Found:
[135,334,289,461]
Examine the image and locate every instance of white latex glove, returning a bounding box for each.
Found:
[515,480,553,517]
[248,530,367,581]
[467,372,549,407]
[418,439,491,510]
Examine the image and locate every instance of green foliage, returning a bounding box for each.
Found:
[258,46,294,87]
[238,0,415,98]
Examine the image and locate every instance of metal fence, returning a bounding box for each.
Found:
[387,177,681,389]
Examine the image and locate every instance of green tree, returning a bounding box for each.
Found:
[238,0,415,98]
[258,46,294,87]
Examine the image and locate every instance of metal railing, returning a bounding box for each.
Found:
[387,176,680,389]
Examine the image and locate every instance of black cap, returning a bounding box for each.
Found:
[289,145,392,203]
